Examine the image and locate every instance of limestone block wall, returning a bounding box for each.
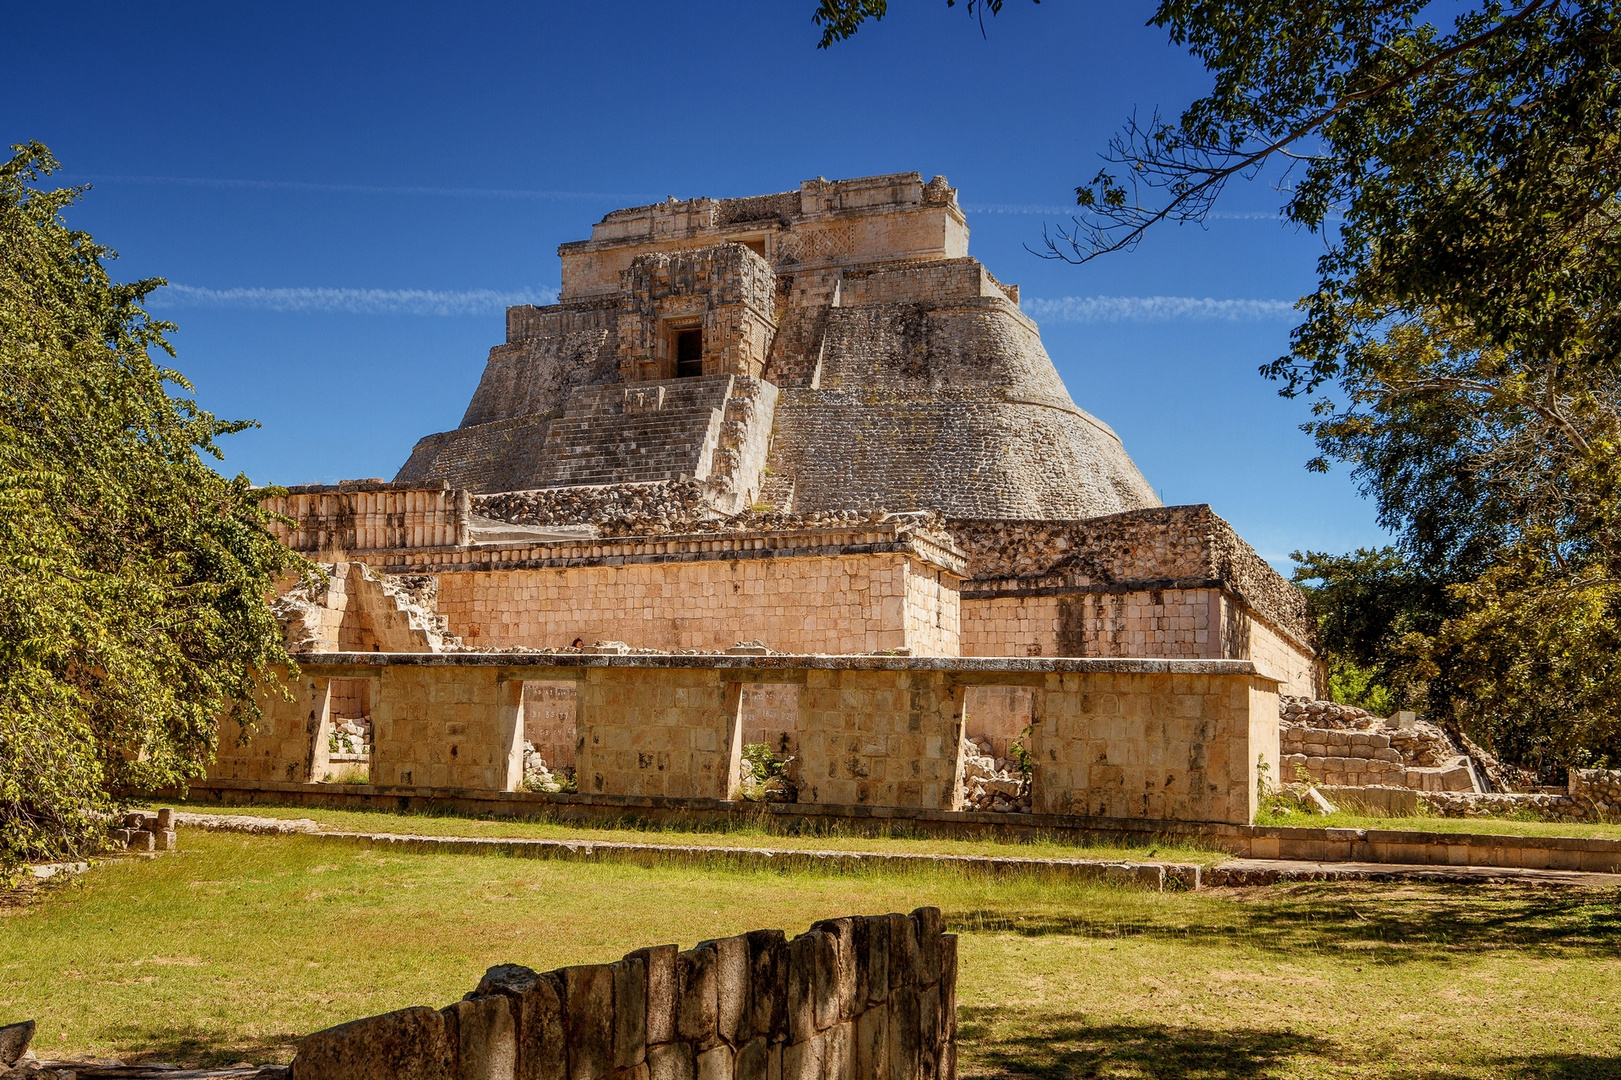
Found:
[370,666,524,790]
[290,907,959,1080]
[212,675,328,784]
[795,669,965,810]
[950,506,1313,650]
[557,171,967,299]
[229,656,1281,826]
[575,668,742,800]
[960,588,1317,697]
[523,681,579,771]
[429,552,960,656]
[265,483,470,553]
[1029,670,1279,825]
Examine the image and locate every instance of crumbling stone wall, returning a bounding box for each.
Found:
[950,506,1310,645]
[1277,697,1481,793]
[264,483,470,553]
[275,561,461,655]
[290,907,959,1080]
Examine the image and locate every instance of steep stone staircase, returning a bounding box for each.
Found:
[533,376,734,488]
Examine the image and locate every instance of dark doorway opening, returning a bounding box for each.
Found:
[675,328,704,378]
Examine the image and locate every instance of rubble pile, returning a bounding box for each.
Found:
[521,744,570,793]
[109,808,178,853]
[328,718,369,757]
[961,735,1030,813]
[1278,696,1477,793]
[474,485,951,542]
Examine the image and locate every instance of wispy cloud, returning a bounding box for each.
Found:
[1024,295,1297,323]
[76,173,649,202]
[149,284,559,316]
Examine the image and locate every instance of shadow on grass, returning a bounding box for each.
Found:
[103,1022,300,1068]
[951,881,1621,964]
[1447,1055,1621,1080]
[957,1009,1330,1078]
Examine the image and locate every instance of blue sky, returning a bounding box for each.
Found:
[3,1,1387,567]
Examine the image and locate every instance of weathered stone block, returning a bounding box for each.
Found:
[695,1044,733,1080]
[0,1020,34,1067]
[452,995,518,1080]
[811,931,839,1032]
[615,956,648,1068]
[861,916,888,1005]
[696,936,748,1046]
[745,929,787,1043]
[781,1033,824,1080]
[472,965,565,1080]
[887,914,919,991]
[292,1006,454,1080]
[824,1020,853,1080]
[734,1037,769,1080]
[629,945,678,1047]
[564,965,616,1080]
[153,829,179,852]
[786,932,821,1045]
[939,936,957,1042]
[810,918,856,1021]
[910,908,942,987]
[677,946,719,1048]
[856,1005,889,1080]
[154,807,175,830]
[647,1042,695,1080]
[887,987,920,1080]
[917,985,939,1080]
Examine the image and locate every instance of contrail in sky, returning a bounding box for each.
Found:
[74,173,650,201]
[150,285,1294,322]
[149,284,560,315]
[1024,295,1297,323]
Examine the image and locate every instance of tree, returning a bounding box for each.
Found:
[0,143,312,872]
[812,0,1027,48]
[822,2,1621,770]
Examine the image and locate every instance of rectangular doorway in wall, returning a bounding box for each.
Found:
[323,678,371,783]
[522,681,577,791]
[740,682,798,801]
[675,327,704,378]
[960,686,1033,813]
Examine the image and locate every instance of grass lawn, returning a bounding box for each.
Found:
[1255,806,1621,842]
[6,832,1621,1078]
[151,800,1233,866]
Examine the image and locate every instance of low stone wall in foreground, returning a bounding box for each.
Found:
[291,907,957,1080]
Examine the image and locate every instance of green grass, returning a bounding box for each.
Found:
[1256,805,1621,841]
[6,832,1621,1078]
[152,801,1233,866]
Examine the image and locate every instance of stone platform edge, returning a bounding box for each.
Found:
[171,813,1201,891]
[166,779,1621,874]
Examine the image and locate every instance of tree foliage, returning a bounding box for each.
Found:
[811,0,1029,48]
[824,2,1621,768]
[0,143,311,871]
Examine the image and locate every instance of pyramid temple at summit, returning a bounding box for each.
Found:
[393,172,1158,521]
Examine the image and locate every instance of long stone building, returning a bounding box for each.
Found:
[218,172,1320,824]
